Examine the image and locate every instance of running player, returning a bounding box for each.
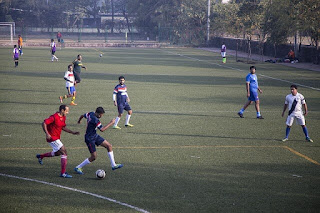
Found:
[50,39,58,62]
[59,64,77,106]
[113,76,133,129]
[18,35,23,55]
[36,105,80,178]
[74,107,123,175]
[72,54,86,84]
[281,85,313,142]
[238,66,264,119]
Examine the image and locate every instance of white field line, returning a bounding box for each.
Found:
[162,50,320,91]
[0,172,150,213]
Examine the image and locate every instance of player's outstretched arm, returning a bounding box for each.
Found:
[62,126,80,135]
[100,119,116,132]
[78,114,85,124]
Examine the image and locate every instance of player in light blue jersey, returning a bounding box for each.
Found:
[112,76,133,129]
[238,66,264,119]
[74,107,123,174]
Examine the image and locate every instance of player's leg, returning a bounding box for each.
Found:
[70,87,77,106]
[56,145,71,177]
[125,108,133,127]
[282,116,294,141]
[74,139,96,174]
[254,100,263,119]
[74,72,81,84]
[238,100,252,118]
[297,115,313,142]
[36,139,63,164]
[100,140,123,170]
[113,105,123,129]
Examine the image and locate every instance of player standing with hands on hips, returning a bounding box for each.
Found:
[281,85,313,142]
[113,76,134,129]
[238,66,264,119]
[36,105,80,178]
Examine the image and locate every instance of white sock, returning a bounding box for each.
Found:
[108,151,116,167]
[125,114,131,125]
[114,117,120,126]
[51,56,54,61]
[76,158,91,169]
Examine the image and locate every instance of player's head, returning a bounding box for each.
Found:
[51,39,54,42]
[119,76,125,85]
[68,64,73,71]
[59,105,69,116]
[95,107,105,118]
[290,84,298,95]
[77,54,82,60]
[250,66,256,74]
[14,45,17,48]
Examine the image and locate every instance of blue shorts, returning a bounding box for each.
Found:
[66,86,76,95]
[248,90,259,101]
[85,135,105,153]
[117,102,132,114]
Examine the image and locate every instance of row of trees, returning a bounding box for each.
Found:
[1,0,319,50]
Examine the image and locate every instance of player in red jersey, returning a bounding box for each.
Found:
[36,105,79,178]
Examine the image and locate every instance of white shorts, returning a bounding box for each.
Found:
[286,113,305,126]
[221,52,226,57]
[49,139,63,153]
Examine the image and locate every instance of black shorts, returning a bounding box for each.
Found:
[52,50,56,55]
[74,71,81,83]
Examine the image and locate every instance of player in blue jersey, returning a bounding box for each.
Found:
[238,66,264,119]
[112,76,133,129]
[74,107,123,174]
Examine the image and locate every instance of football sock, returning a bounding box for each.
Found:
[108,151,116,167]
[257,111,261,117]
[71,96,76,102]
[285,127,291,138]
[239,108,245,114]
[76,158,91,169]
[51,56,54,61]
[302,126,309,138]
[114,117,120,126]
[125,114,131,125]
[41,151,55,158]
[61,155,67,174]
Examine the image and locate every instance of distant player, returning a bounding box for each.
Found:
[113,76,133,129]
[72,54,86,84]
[59,64,77,106]
[36,105,80,178]
[50,39,58,62]
[13,45,19,67]
[18,35,23,55]
[238,66,264,119]
[281,85,313,142]
[74,107,123,175]
[221,42,226,63]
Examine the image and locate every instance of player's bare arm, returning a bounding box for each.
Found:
[42,122,52,141]
[303,103,308,116]
[282,104,288,117]
[258,87,262,93]
[246,82,250,97]
[100,119,116,132]
[78,114,85,124]
[62,126,80,135]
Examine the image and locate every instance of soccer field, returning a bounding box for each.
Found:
[0,47,319,212]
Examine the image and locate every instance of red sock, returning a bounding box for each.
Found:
[40,151,54,158]
[61,155,67,174]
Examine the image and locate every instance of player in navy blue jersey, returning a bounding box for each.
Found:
[112,76,133,129]
[74,107,123,174]
[238,66,264,119]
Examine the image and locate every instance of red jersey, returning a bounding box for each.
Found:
[44,112,66,142]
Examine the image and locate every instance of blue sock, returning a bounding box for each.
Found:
[285,127,291,139]
[257,111,261,117]
[302,126,309,138]
[239,108,244,114]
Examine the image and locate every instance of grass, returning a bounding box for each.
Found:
[0,46,319,213]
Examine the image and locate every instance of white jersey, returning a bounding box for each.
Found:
[64,70,75,87]
[285,92,305,116]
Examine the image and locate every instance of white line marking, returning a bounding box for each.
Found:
[0,172,150,213]
[162,49,320,91]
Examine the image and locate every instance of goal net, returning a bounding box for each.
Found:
[0,22,15,42]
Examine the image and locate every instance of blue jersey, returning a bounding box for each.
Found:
[246,73,259,91]
[113,84,128,104]
[83,112,103,137]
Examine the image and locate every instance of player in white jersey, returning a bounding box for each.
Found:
[281,85,313,142]
[59,65,77,106]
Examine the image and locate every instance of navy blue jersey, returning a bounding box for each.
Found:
[84,112,103,137]
[113,84,128,104]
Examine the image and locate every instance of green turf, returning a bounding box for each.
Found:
[0,46,319,212]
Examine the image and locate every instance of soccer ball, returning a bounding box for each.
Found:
[99,54,102,57]
[95,169,106,179]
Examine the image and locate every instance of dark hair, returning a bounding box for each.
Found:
[51,39,54,42]
[290,84,298,89]
[14,45,17,48]
[95,107,105,114]
[68,64,73,69]
[250,66,256,70]
[119,76,125,80]
[59,104,67,112]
